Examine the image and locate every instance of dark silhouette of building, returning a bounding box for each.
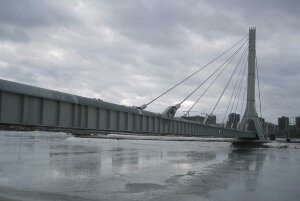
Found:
[263,122,276,138]
[226,113,240,129]
[296,116,300,129]
[278,116,289,131]
[205,115,216,124]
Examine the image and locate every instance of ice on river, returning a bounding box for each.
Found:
[0,131,299,201]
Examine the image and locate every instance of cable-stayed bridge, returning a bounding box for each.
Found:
[0,28,266,140]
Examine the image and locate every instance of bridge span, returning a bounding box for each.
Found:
[0,79,255,138]
[0,28,267,140]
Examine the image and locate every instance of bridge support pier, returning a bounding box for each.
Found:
[238,28,267,141]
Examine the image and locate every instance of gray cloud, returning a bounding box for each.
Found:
[0,0,77,27]
[0,0,299,124]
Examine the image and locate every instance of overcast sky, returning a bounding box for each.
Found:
[0,0,299,124]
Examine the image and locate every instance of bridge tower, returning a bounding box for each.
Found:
[238,28,267,141]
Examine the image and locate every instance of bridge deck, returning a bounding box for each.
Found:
[0,79,256,138]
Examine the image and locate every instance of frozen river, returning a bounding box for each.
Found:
[0,131,300,201]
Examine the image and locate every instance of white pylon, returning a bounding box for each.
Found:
[238,28,267,141]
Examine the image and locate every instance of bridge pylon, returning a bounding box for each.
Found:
[238,28,267,141]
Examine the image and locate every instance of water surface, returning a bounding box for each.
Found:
[0,131,299,201]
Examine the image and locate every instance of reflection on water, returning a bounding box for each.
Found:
[158,148,267,199]
[229,149,267,192]
[49,144,101,179]
[111,148,139,171]
[167,151,216,164]
[0,131,299,201]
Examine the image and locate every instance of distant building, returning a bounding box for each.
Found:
[296,116,300,129]
[263,122,276,137]
[278,116,289,131]
[205,115,216,125]
[226,113,240,129]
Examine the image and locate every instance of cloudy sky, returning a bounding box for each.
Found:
[0,0,299,124]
